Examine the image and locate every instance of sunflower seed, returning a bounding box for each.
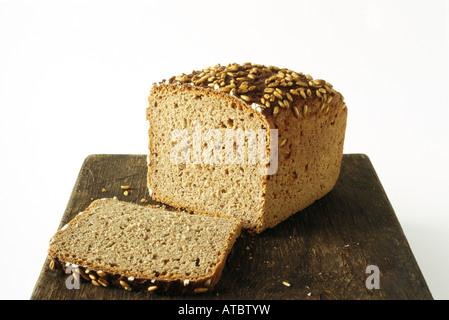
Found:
[293,106,300,118]
[290,89,299,96]
[91,279,101,287]
[280,138,287,147]
[98,278,109,287]
[240,95,251,102]
[120,280,131,289]
[147,285,158,292]
[274,91,283,100]
[78,268,90,281]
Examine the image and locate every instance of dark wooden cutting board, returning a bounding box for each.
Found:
[31,154,432,300]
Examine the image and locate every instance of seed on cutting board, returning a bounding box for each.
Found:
[147,285,158,292]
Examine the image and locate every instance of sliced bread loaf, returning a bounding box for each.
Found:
[48,198,242,294]
[147,62,347,233]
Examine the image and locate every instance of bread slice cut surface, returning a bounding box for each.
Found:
[48,198,242,293]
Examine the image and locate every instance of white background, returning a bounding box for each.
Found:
[0,0,448,300]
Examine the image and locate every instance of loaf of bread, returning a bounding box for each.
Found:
[48,198,242,294]
[147,63,347,233]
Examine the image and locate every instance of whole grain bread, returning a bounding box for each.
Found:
[147,62,347,233]
[48,198,242,294]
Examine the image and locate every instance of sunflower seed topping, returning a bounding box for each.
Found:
[165,63,343,116]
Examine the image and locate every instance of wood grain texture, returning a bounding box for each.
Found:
[31,154,432,300]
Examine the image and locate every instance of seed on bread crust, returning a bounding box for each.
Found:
[120,280,131,290]
[163,63,344,116]
[240,95,251,102]
[97,278,109,287]
[293,106,300,118]
[91,279,101,287]
[78,268,90,281]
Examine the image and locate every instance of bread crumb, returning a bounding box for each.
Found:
[282,281,291,287]
[101,188,107,193]
[140,198,148,204]
[121,185,132,190]
[123,190,129,196]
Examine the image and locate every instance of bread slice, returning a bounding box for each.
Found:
[48,198,242,294]
[147,63,347,233]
